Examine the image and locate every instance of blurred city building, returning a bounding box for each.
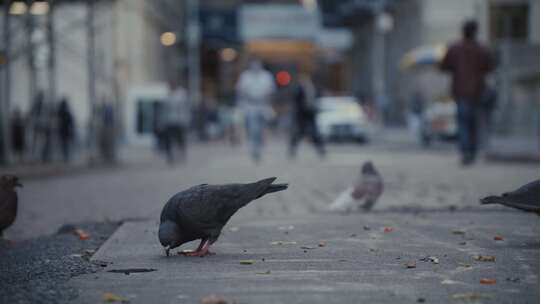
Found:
[1,0,539,163]
[320,0,540,139]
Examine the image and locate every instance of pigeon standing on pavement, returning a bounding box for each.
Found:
[480,179,540,216]
[159,177,288,257]
[328,161,383,213]
[0,175,22,238]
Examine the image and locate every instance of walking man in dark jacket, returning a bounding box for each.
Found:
[289,73,325,158]
[440,20,494,166]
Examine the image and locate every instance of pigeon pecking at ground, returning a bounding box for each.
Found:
[328,161,383,213]
[481,179,540,216]
[159,177,288,257]
[0,175,22,238]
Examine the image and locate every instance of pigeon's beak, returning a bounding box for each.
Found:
[164,245,170,257]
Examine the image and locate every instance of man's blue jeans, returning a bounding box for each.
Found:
[456,101,479,160]
[244,111,265,161]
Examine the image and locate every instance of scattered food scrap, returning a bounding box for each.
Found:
[201,295,228,304]
[178,250,195,255]
[103,292,129,303]
[239,260,255,265]
[107,268,157,275]
[384,227,394,233]
[474,255,496,262]
[270,241,297,246]
[256,270,271,275]
[318,241,327,247]
[300,246,316,250]
[452,230,465,235]
[406,261,417,268]
[451,293,491,301]
[493,235,504,241]
[73,228,90,240]
[480,278,497,285]
[420,256,439,264]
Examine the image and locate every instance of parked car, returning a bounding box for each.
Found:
[421,99,457,146]
[316,96,370,142]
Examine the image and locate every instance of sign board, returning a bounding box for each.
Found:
[317,28,353,49]
[240,4,320,40]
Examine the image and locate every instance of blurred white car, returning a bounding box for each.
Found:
[316,96,370,142]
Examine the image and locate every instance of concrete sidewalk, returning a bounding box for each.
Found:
[69,211,540,304]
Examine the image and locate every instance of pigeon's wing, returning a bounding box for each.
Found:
[175,183,259,240]
[165,178,281,241]
[500,180,540,212]
[504,201,540,213]
[507,180,540,201]
[351,183,366,200]
[360,171,383,211]
[329,188,355,212]
[0,190,17,231]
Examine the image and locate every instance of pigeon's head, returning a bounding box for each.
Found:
[0,175,23,191]
[159,221,185,256]
[361,161,376,175]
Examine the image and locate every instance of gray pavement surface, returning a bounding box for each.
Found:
[1,133,539,303]
[5,138,539,240]
[70,212,540,304]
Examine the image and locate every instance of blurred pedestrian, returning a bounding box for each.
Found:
[440,20,494,166]
[289,73,325,158]
[236,58,275,162]
[57,97,75,162]
[407,90,427,146]
[29,91,52,163]
[159,83,191,164]
[10,108,26,162]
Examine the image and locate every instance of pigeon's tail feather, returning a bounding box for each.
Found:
[265,183,288,194]
[480,195,504,205]
[253,177,288,199]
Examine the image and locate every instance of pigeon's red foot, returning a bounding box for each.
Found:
[180,249,215,257]
[180,239,214,257]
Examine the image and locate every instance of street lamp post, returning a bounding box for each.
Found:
[47,0,56,105]
[1,1,12,164]
[87,0,97,163]
[187,0,200,107]
[371,2,393,127]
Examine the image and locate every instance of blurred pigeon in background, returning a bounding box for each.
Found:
[328,161,383,213]
[481,179,540,216]
[159,177,288,257]
[0,175,22,238]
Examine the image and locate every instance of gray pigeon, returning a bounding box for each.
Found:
[159,177,288,257]
[328,161,383,212]
[0,175,22,238]
[481,179,540,216]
